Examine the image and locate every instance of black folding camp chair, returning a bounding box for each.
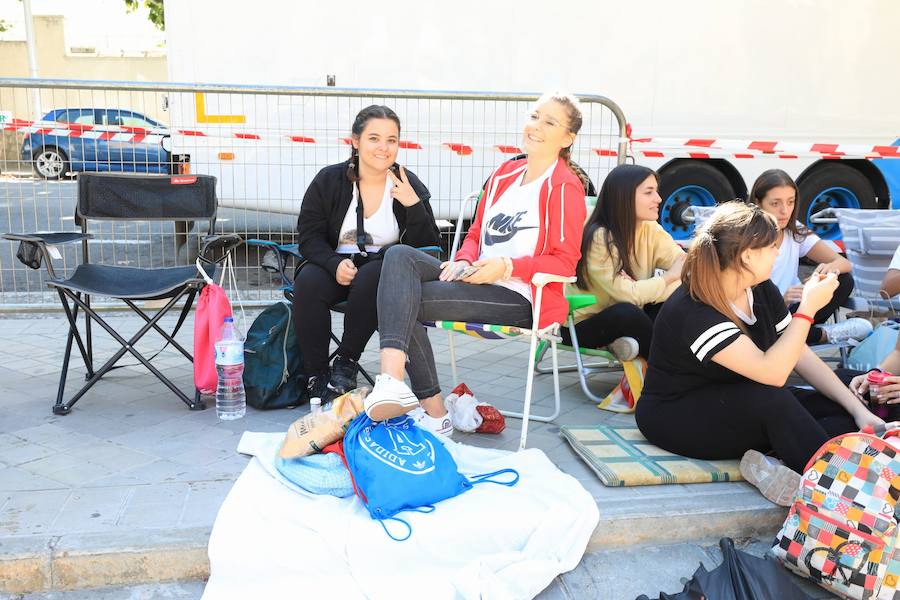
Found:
[4,172,241,415]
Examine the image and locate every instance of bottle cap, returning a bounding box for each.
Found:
[224,317,234,323]
[869,371,893,384]
[310,397,321,404]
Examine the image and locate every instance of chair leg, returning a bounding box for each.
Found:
[84,294,94,379]
[448,330,459,385]
[54,289,203,414]
[568,320,607,404]
[122,298,195,362]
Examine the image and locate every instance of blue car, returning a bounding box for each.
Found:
[22,108,171,179]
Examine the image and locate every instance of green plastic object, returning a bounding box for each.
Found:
[566,294,596,313]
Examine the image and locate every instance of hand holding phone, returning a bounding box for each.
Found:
[456,265,480,281]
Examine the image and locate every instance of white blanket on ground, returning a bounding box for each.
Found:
[201,432,599,600]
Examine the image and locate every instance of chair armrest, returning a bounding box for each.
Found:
[200,234,243,259]
[531,273,576,287]
[3,232,91,277]
[566,293,596,313]
[4,232,92,245]
[416,245,443,255]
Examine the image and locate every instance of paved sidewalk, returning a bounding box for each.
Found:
[0,309,790,594]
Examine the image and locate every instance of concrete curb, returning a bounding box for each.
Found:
[0,528,211,594]
[1,500,787,593]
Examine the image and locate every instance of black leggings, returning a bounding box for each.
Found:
[635,369,862,474]
[789,272,854,344]
[560,302,662,359]
[291,258,383,375]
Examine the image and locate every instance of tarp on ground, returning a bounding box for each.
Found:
[201,432,600,600]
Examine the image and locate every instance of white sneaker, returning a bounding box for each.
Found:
[739,450,800,507]
[821,317,873,344]
[607,336,639,361]
[364,374,420,421]
[410,406,454,438]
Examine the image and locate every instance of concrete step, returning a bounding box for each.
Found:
[3,539,838,600]
[1,482,788,594]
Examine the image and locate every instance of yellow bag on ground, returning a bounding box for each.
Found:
[279,388,366,458]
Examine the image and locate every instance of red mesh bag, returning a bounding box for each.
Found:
[475,404,506,434]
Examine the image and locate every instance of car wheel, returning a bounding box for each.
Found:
[33,147,69,180]
[658,161,736,240]
[799,164,876,240]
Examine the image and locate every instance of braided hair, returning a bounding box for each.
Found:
[346,105,401,182]
[535,91,590,193]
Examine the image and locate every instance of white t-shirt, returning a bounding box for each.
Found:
[335,179,400,254]
[890,245,900,271]
[770,224,820,294]
[478,165,552,301]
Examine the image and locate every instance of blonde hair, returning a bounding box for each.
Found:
[535,91,589,192]
[683,201,778,331]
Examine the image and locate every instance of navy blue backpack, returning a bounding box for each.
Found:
[343,413,518,541]
[243,301,307,409]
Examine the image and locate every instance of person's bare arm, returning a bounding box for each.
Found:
[882,269,900,299]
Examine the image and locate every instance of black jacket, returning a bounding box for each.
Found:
[297,159,441,276]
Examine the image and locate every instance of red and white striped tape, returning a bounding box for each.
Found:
[623,130,900,160]
[6,117,898,161]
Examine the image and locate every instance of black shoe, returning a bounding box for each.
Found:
[328,355,359,395]
[306,371,334,403]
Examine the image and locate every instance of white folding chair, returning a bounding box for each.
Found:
[423,191,573,450]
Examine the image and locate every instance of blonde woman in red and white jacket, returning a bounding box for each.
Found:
[362,92,588,436]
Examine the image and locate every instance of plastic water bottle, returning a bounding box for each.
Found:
[309,397,322,417]
[215,317,246,420]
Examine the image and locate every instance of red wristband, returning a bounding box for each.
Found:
[793,313,815,324]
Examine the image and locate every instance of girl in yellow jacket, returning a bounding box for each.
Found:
[568,164,685,360]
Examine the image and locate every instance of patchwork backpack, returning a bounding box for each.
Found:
[771,428,900,600]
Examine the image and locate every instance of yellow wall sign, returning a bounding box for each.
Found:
[194,93,246,124]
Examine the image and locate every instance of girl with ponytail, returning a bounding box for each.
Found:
[295,105,440,403]
[636,202,888,507]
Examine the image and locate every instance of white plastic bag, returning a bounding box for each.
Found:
[445,383,483,433]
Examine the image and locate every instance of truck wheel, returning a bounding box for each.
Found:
[799,164,876,240]
[33,146,69,180]
[658,162,735,240]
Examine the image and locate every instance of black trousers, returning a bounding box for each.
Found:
[560,302,663,359]
[291,258,383,375]
[635,369,866,474]
[789,272,854,344]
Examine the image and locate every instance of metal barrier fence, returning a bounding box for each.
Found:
[0,78,627,307]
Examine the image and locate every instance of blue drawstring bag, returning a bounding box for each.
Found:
[343,413,518,541]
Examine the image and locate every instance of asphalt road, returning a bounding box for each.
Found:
[0,177,299,297]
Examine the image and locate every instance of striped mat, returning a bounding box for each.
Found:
[560,424,743,487]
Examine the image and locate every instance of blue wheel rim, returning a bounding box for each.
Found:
[806,186,859,240]
[660,185,716,240]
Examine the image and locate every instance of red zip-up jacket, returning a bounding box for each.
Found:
[455,156,586,329]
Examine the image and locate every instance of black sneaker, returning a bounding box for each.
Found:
[306,371,334,403]
[328,355,359,395]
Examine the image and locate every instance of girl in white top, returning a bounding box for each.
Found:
[750,169,870,345]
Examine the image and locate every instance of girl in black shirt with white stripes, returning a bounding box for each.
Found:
[636,202,887,506]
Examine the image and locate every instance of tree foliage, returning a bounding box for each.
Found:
[124,0,164,31]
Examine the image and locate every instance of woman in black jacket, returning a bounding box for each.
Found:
[294,105,440,401]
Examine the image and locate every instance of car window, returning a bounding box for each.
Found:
[101,112,124,127]
[119,115,157,128]
[59,111,95,125]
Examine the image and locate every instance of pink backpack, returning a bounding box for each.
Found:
[194,261,233,394]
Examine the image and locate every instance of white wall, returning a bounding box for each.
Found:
[166,0,900,141]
